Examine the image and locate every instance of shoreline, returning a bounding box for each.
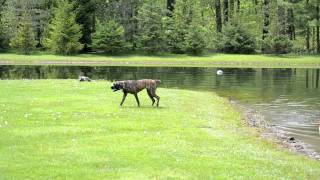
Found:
[0,53,320,68]
[229,99,320,160]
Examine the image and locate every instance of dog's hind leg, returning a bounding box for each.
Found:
[134,93,140,107]
[120,92,128,106]
[154,94,160,107]
[150,89,160,107]
[147,89,155,106]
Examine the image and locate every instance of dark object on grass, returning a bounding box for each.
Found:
[111,79,161,107]
[289,137,295,141]
[79,76,92,82]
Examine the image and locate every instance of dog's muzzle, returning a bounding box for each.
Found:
[111,86,119,92]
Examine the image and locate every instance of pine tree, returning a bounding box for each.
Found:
[0,20,7,51]
[9,11,37,54]
[184,20,207,55]
[74,0,96,51]
[165,0,193,53]
[44,0,83,54]
[215,0,223,33]
[136,1,166,53]
[92,20,127,54]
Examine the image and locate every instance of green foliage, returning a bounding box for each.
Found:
[163,16,187,54]
[217,23,256,54]
[184,21,208,55]
[9,11,37,54]
[92,20,127,54]
[262,35,293,54]
[136,2,166,53]
[272,35,293,54]
[44,0,83,55]
[74,0,96,51]
[165,0,192,54]
[165,0,207,54]
[0,20,8,51]
[0,0,318,55]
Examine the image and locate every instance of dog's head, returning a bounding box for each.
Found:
[111,81,124,92]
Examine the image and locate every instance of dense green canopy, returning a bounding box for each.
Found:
[0,0,319,54]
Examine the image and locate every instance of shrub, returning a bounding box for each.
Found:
[184,21,207,55]
[9,11,37,54]
[272,35,293,54]
[0,21,8,51]
[136,2,166,53]
[262,35,293,54]
[163,17,187,54]
[218,23,256,54]
[44,0,83,54]
[92,20,127,54]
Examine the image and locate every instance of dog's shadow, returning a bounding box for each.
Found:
[120,106,167,110]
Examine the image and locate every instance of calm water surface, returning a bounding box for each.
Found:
[1,65,319,152]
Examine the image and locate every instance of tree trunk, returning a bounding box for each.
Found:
[317,5,320,53]
[307,27,311,52]
[254,0,258,14]
[215,0,222,32]
[277,3,286,35]
[167,0,175,15]
[237,0,240,13]
[223,0,228,24]
[306,0,310,52]
[287,4,295,40]
[0,0,6,19]
[230,0,234,19]
[262,0,270,40]
[313,27,316,53]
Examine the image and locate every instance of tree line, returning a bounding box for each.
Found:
[0,0,319,55]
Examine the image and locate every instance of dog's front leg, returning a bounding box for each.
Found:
[134,93,140,107]
[120,92,128,106]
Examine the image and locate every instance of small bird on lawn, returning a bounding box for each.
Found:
[216,69,224,75]
[79,75,92,82]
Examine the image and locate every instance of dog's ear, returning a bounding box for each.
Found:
[117,81,125,89]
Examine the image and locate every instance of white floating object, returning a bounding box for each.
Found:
[216,69,224,75]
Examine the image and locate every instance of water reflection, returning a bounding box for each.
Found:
[0,65,320,152]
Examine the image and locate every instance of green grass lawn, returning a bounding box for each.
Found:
[0,53,320,68]
[0,80,319,179]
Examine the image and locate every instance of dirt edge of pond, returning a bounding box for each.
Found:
[228,99,320,160]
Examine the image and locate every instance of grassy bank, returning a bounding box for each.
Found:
[0,80,319,179]
[0,53,320,68]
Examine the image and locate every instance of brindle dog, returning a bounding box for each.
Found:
[111,79,161,107]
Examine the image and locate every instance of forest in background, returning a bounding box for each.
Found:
[0,0,319,55]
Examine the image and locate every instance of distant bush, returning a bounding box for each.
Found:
[44,0,83,55]
[217,23,256,54]
[262,35,293,54]
[164,0,207,55]
[163,17,186,54]
[272,35,293,54]
[136,2,166,53]
[0,21,8,51]
[9,11,37,54]
[92,20,127,54]
[184,21,207,55]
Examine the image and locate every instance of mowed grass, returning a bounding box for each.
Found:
[0,80,319,179]
[0,53,320,68]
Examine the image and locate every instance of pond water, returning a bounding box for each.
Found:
[1,65,320,152]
